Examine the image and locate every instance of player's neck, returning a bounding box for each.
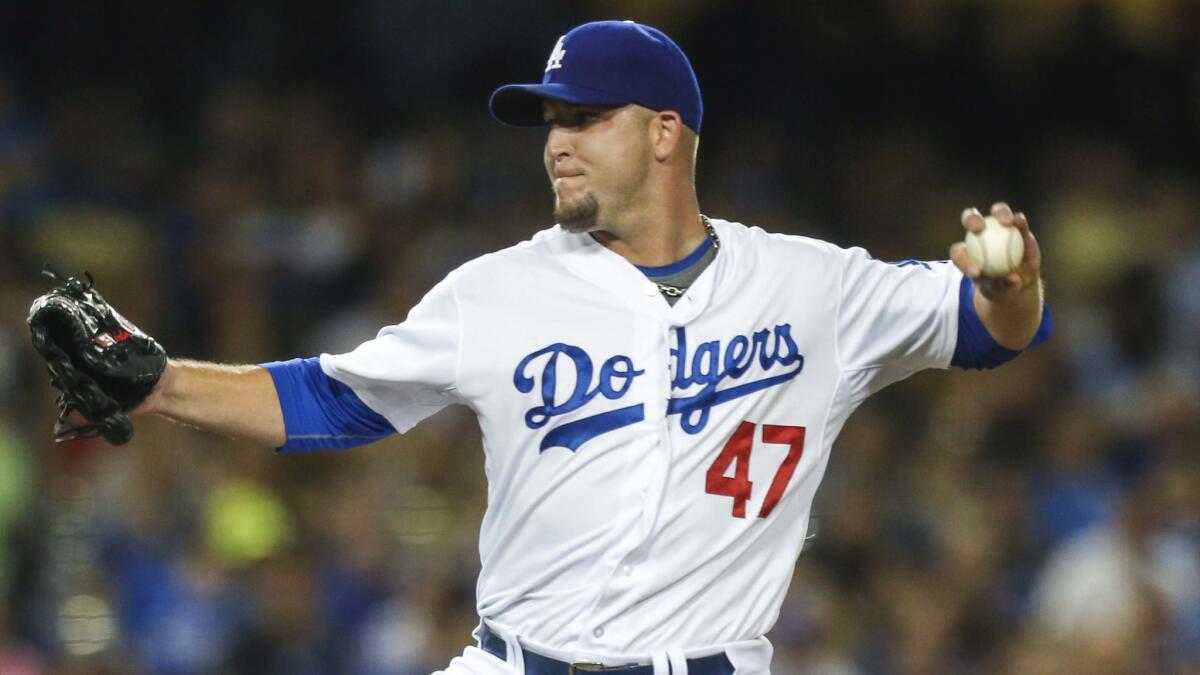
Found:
[592,192,706,268]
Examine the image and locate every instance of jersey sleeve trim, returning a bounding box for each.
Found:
[950,276,1054,370]
[261,357,397,453]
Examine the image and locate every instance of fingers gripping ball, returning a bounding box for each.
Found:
[965,216,1025,277]
[27,268,167,445]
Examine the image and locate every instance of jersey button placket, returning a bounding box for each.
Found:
[573,313,661,644]
[626,322,676,545]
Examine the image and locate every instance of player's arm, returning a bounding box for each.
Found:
[949,202,1045,350]
[135,273,460,450]
[136,359,287,447]
[137,356,398,451]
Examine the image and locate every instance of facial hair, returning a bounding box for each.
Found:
[555,191,600,233]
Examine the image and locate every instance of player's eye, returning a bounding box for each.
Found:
[572,111,604,128]
[545,108,602,128]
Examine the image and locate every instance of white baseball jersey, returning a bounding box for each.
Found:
[320,218,963,672]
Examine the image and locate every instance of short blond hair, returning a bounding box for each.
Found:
[682,128,699,182]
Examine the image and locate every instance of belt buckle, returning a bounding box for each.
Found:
[568,663,634,674]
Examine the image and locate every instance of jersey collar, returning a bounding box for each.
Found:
[549,219,733,324]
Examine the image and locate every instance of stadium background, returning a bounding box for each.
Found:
[0,1,1198,673]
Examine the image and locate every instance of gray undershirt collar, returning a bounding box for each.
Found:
[642,237,718,306]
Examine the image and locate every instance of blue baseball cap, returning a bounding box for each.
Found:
[489,20,703,134]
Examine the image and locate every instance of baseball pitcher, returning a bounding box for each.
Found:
[29,20,1050,675]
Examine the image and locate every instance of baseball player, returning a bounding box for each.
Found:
[125,20,1050,675]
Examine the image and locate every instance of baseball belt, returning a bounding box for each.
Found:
[479,624,735,675]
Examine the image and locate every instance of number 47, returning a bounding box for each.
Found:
[705,421,806,519]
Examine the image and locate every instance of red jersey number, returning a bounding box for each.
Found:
[705,421,806,519]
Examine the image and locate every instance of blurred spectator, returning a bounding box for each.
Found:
[1028,462,1200,672]
[1028,402,1120,548]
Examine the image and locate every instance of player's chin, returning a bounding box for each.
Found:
[555,193,600,233]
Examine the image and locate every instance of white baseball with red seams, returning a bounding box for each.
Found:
[965,215,1025,277]
[318,218,964,674]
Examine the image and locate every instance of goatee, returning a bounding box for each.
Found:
[555,193,600,233]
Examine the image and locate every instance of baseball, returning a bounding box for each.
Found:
[965,215,1025,277]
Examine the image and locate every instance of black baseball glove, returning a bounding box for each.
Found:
[28,267,167,445]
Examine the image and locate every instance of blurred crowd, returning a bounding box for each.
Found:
[1,1,1199,674]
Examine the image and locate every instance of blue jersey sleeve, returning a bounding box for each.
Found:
[951,276,1053,370]
[261,357,397,452]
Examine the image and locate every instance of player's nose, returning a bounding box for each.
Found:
[545,125,573,162]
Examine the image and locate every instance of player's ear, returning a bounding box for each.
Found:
[651,110,683,163]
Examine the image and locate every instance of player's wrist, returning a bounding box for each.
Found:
[1007,275,1043,311]
[975,280,1043,350]
[134,360,178,416]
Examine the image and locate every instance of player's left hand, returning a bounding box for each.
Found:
[948,202,1041,304]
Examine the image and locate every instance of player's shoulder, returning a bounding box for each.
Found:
[712,217,856,264]
[439,225,573,284]
[716,218,951,272]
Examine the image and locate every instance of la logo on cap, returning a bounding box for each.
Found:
[545,36,566,72]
